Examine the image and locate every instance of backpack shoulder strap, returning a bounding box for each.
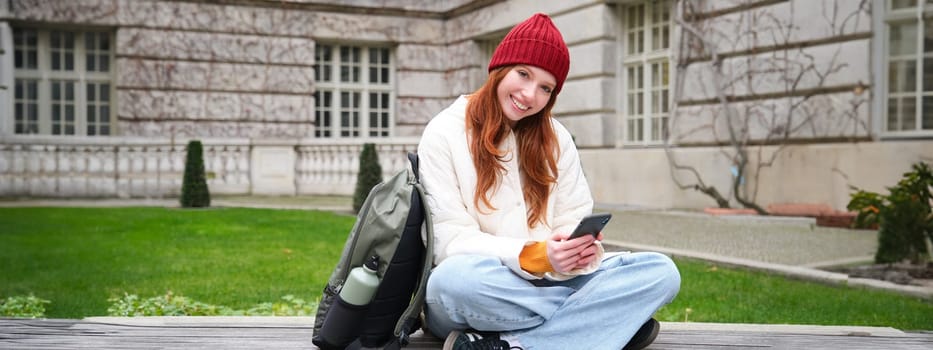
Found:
[392,152,435,345]
[408,152,420,181]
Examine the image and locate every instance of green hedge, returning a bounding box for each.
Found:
[180,140,211,208]
[353,143,383,213]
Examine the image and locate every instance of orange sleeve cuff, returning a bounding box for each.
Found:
[519,241,553,273]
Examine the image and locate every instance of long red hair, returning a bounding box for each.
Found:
[466,66,559,228]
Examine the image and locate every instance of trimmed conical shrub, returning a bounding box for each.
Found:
[180,140,211,208]
[353,143,383,213]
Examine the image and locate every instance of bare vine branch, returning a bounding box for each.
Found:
[663,0,868,214]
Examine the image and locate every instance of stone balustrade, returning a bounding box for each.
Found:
[0,136,420,199]
[295,138,420,195]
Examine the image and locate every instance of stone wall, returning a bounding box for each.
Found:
[7,0,451,139]
[581,141,933,211]
[4,0,603,198]
[670,0,873,144]
[3,0,930,210]
[2,0,659,146]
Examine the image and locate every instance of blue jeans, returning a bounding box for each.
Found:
[424,252,681,350]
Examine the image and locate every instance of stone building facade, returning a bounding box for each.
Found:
[0,0,930,211]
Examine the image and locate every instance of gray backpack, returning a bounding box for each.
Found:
[312,153,434,350]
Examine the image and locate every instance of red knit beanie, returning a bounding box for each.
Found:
[488,13,570,94]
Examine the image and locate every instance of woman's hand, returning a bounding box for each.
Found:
[546,232,603,273]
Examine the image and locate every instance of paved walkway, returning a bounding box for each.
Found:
[1,195,929,299]
[593,206,931,300]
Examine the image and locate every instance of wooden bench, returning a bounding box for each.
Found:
[2,317,931,349]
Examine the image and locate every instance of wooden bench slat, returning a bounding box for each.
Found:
[2,318,930,350]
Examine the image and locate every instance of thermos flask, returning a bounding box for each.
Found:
[318,255,380,348]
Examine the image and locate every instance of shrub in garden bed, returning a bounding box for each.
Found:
[848,162,933,264]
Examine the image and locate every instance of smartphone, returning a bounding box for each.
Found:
[568,213,612,239]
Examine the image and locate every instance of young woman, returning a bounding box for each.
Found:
[416,13,681,350]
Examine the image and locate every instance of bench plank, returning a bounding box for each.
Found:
[1,318,930,350]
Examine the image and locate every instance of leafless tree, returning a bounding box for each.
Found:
[664,0,870,213]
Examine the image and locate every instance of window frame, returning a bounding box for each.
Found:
[875,0,933,138]
[619,0,673,147]
[11,26,115,137]
[313,43,395,139]
[469,31,509,93]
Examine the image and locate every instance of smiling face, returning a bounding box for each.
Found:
[496,65,557,127]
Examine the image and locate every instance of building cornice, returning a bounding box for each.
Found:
[157,0,505,19]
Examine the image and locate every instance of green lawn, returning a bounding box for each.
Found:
[0,206,350,317]
[1,207,931,330]
[656,260,933,330]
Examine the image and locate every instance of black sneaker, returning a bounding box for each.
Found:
[622,318,660,350]
[443,330,518,350]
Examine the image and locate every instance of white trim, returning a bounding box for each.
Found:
[476,36,503,91]
[313,44,395,139]
[10,27,115,137]
[878,0,933,137]
[0,23,12,136]
[619,0,672,147]
[871,0,886,139]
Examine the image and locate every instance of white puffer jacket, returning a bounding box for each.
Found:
[417,95,602,281]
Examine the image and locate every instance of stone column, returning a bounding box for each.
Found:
[250,139,297,195]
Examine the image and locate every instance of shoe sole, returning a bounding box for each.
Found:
[624,318,660,350]
[443,330,463,350]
